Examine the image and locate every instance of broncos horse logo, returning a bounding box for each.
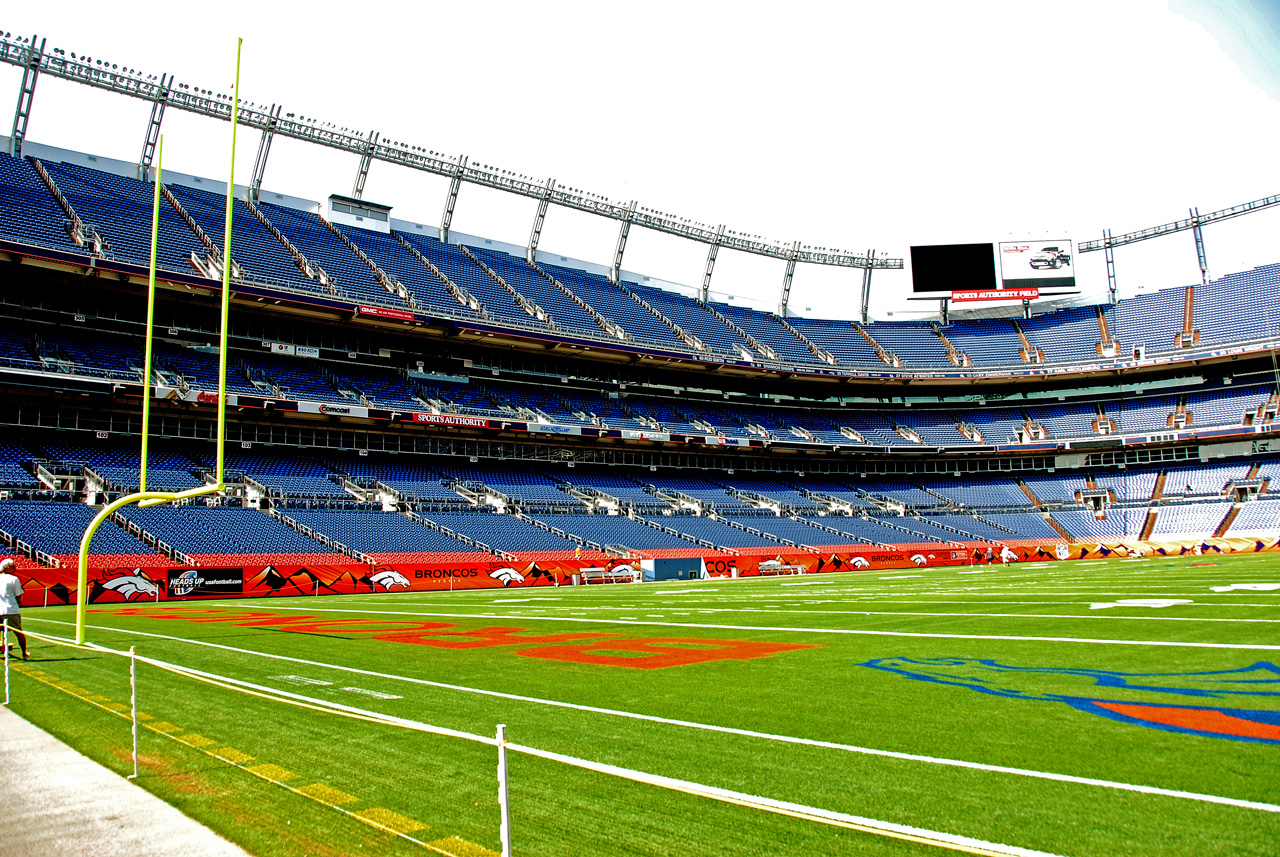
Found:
[91,570,159,602]
[862,657,1280,744]
[490,567,526,587]
[370,569,411,591]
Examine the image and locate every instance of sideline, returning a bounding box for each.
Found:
[0,705,250,857]
[32,616,1280,815]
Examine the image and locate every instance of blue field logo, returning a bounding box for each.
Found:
[861,657,1280,744]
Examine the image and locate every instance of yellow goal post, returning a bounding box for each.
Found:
[75,39,244,644]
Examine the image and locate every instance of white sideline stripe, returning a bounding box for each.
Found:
[509,743,1064,857]
[631,608,1279,625]
[34,617,1280,815]
[236,605,1280,651]
[50,630,1065,857]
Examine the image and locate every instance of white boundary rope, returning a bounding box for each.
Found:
[14,626,1064,857]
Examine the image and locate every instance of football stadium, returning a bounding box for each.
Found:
[0,7,1277,856]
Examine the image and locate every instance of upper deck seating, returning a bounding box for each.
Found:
[469,245,611,338]
[41,160,207,273]
[785,318,884,366]
[538,262,686,350]
[0,153,84,253]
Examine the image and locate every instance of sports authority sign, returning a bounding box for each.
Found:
[412,412,489,428]
[951,288,1040,303]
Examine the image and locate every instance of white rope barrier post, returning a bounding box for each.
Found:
[497,723,512,857]
[3,618,9,706]
[128,645,139,780]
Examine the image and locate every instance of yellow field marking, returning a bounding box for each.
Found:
[353,807,427,835]
[426,836,500,857]
[10,663,448,850]
[245,763,299,782]
[216,747,254,764]
[296,783,358,805]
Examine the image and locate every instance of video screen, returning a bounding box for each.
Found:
[998,240,1076,291]
[910,243,996,293]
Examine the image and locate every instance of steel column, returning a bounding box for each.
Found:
[777,241,801,316]
[1104,228,1118,305]
[352,130,379,199]
[8,36,44,157]
[249,104,281,202]
[440,154,468,245]
[609,200,637,284]
[859,249,876,323]
[137,72,171,179]
[1191,207,1209,286]
[527,177,555,263]
[700,225,725,302]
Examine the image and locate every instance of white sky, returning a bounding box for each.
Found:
[3,0,1279,320]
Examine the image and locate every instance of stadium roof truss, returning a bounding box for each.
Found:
[1080,194,1280,299]
[0,34,902,317]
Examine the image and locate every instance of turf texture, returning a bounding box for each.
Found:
[5,551,1279,856]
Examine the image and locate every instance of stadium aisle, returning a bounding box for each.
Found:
[0,706,251,857]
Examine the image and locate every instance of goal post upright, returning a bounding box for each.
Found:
[75,39,243,645]
[139,134,162,495]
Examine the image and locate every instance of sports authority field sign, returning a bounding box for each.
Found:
[951,288,1040,303]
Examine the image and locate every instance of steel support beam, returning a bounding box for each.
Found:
[609,200,637,284]
[8,36,44,157]
[137,72,171,179]
[777,241,801,316]
[699,224,725,302]
[0,35,904,271]
[859,249,876,324]
[1104,228,1118,305]
[440,154,468,245]
[527,177,555,263]
[1080,192,1280,253]
[939,299,949,326]
[1191,207,1209,286]
[249,104,281,203]
[352,130,379,200]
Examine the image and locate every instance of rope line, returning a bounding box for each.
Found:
[10,627,1063,857]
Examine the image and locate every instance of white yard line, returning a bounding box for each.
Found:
[29,615,1280,816]
[216,604,1280,650]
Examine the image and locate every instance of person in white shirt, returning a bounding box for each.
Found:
[0,558,28,660]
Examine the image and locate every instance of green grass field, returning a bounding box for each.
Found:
[7,551,1280,856]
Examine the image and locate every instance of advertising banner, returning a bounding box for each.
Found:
[167,568,244,598]
[528,423,583,436]
[14,535,1279,608]
[297,401,370,418]
[412,412,490,428]
[621,430,671,442]
[998,240,1077,292]
[951,288,1040,303]
[358,305,415,321]
[155,387,240,407]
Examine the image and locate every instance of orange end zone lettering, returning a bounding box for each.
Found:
[517,638,819,669]
[282,619,455,635]
[379,626,613,649]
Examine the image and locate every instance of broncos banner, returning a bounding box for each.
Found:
[11,536,1280,606]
